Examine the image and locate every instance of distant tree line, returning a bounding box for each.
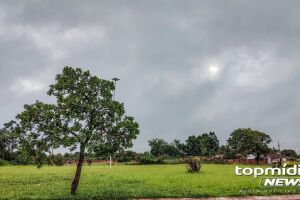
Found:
[146,128,299,165]
[1,127,299,166]
[148,132,219,158]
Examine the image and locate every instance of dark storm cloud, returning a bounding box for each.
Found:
[0,0,299,153]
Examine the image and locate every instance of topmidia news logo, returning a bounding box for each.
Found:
[235,164,300,187]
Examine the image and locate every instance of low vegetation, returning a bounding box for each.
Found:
[0,158,11,166]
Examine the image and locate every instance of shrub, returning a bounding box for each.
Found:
[53,154,65,166]
[185,157,202,173]
[136,152,166,164]
[115,150,138,162]
[47,154,55,165]
[47,154,65,166]
[135,152,186,165]
[138,153,157,164]
[0,159,11,166]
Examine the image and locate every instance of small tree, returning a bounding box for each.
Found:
[185,157,202,173]
[227,128,271,165]
[9,67,139,195]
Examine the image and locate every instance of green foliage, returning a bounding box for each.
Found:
[63,152,80,160]
[223,145,236,159]
[47,154,55,165]
[2,67,140,194]
[114,150,138,162]
[148,138,169,157]
[13,67,139,166]
[282,149,298,158]
[148,138,184,158]
[47,154,65,166]
[0,158,11,166]
[138,152,157,164]
[200,132,219,156]
[227,128,271,163]
[148,132,219,158]
[137,152,165,164]
[54,154,65,166]
[184,132,219,157]
[185,135,206,156]
[0,121,19,161]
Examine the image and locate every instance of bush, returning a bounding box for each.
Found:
[9,154,31,165]
[138,153,157,164]
[114,150,138,162]
[137,152,166,164]
[47,154,55,165]
[0,159,11,166]
[185,157,202,173]
[135,152,186,165]
[53,154,65,166]
[47,154,65,166]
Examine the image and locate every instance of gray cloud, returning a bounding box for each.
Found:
[0,0,299,153]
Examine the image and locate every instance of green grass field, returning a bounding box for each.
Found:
[0,164,299,199]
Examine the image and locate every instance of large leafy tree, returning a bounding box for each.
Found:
[172,139,186,157]
[227,128,271,164]
[9,67,139,195]
[185,135,207,156]
[0,121,19,161]
[184,132,219,157]
[282,149,298,158]
[148,138,185,158]
[148,138,168,157]
[200,132,219,156]
[148,132,220,158]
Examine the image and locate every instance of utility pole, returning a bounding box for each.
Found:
[278,141,282,167]
[112,77,120,99]
[109,77,120,169]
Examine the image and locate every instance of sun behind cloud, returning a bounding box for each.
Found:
[208,65,220,74]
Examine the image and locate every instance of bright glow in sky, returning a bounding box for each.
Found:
[208,65,220,74]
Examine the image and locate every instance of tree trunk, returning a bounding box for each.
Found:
[71,151,85,195]
[256,153,260,165]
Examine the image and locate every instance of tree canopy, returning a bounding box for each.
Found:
[227,128,271,164]
[5,67,140,195]
[282,149,298,158]
[148,132,219,158]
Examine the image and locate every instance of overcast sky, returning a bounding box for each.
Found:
[0,1,299,153]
